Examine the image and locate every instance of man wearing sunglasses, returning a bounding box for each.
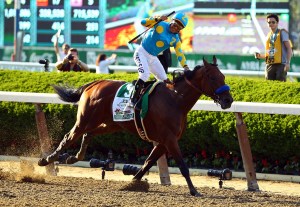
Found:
[131,12,189,106]
[254,13,292,82]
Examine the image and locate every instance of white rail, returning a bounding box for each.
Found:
[1,61,300,77]
[0,91,299,115]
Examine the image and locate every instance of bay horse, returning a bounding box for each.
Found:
[38,56,233,197]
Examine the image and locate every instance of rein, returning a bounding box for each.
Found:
[183,73,230,102]
[184,76,202,94]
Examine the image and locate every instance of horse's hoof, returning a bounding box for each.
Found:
[66,156,78,164]
[58,153,70,164]
[194,192,202,197]
[191,191,202,197]
[38,158,49,166]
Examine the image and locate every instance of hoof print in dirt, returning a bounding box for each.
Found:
[120,180,150,192]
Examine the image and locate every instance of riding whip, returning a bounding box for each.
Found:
[128,11,176,44]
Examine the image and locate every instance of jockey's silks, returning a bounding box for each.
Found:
[140,18,187,67]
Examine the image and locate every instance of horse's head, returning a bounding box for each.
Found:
[184,56,233,109]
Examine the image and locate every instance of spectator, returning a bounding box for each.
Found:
[54,29,70,61]
[95,53,117,74]
[55,48,89,72]
[254,13,292,82]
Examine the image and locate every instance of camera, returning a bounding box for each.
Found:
[89,158,115,171]
[89,151,115,171]
[207,168,232,180]
[39,59,49,72]
[39,59,49,65]
[122,164,149,176]
[123,164,140,175]
[67,54,74,60]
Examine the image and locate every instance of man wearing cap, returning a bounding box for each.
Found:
[131,12,189,106]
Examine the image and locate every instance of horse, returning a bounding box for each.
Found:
[38,56,233,197]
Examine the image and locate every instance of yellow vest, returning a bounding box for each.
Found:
[265,29,282,64]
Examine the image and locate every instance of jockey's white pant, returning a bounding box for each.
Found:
[133,45,168,82]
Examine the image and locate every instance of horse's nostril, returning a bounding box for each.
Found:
[227,97,234,103]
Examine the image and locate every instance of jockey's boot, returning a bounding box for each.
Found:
[131,79,145,106]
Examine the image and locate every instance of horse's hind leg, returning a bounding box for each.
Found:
[65,133,92,164]
[166,141,201,197]
[133,144,167,180]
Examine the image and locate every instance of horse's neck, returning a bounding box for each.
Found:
[174,81,202,113]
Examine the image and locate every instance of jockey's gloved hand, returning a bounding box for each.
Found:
[183,65,190,71]
[155,15,168,22]
[160,15,168,21]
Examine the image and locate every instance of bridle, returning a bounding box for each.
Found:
[182,67,230,104]
[184,76,203,94]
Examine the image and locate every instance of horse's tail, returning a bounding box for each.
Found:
[52,81,97,103]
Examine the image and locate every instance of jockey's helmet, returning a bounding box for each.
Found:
[172,13,188,29]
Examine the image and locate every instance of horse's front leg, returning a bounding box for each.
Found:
[166,140,201,197]
[65,133,92,164]
[133,144,167,180]
[38,126,83,166]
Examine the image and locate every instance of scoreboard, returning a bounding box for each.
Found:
[3,0,31,45]
[36,0,65,45]
[71,1,100,46]
[2,0,105,48]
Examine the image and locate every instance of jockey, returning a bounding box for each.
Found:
[131,12,190,106]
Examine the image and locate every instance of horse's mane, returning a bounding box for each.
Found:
[173,65,204,83]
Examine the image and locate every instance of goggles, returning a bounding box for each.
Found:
[171,20,184,31]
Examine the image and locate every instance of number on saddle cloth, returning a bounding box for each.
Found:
[112,83,135,122]
[116,82,134,98]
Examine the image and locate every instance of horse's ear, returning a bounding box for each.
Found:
[203,57,209,66]
[212,55,217,65]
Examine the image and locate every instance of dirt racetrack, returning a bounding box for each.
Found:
[0,160,300,207]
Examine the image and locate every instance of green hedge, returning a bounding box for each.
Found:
[0,70,300,174]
